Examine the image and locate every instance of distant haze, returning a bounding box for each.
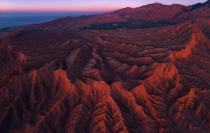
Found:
[0,12,101,30]
[0,0,207,12]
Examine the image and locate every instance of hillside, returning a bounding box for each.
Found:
[0,0,210,133]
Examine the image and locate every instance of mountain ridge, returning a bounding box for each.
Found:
[0,0,210,133]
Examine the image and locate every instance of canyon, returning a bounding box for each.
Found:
[0,0,210,133]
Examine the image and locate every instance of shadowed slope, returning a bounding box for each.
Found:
[0,25,210,132]
[0,1,210,133]
[171,26,210,88]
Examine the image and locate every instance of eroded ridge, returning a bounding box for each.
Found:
[0,27,210,132]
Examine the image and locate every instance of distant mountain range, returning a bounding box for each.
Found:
[1,0,210,31]
[0,0,210,133]
[6,0,206,32]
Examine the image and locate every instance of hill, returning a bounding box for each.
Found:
[0,0,210,133]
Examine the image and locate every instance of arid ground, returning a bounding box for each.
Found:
[0,1,210,133]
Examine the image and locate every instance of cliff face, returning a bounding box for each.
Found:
[0,1,210,133]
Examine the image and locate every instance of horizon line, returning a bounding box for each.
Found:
[0,1,202,13]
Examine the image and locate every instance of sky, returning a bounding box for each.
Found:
[0,0,207,12]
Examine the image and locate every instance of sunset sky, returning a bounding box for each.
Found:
[0,0,207,12]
